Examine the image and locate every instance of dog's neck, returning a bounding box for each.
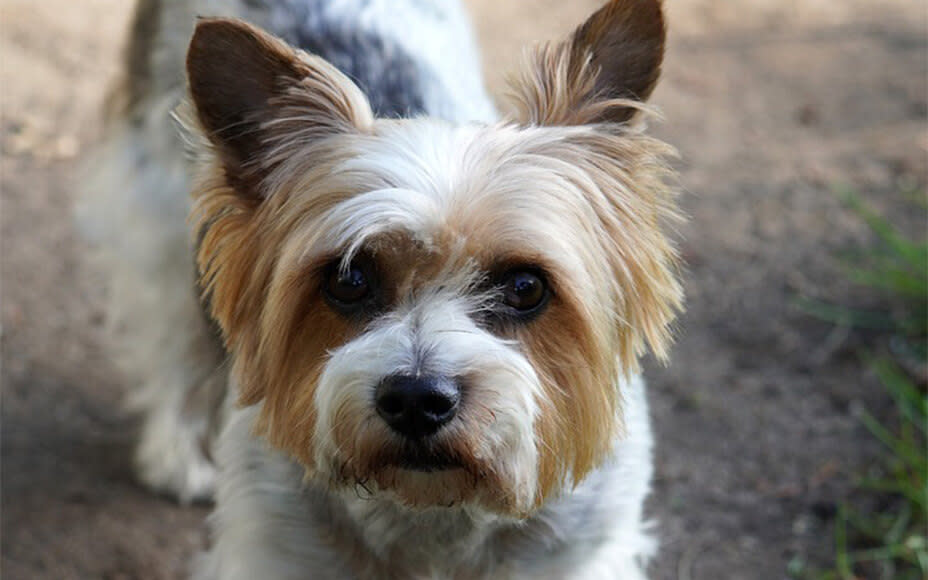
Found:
[301,453,633,578]
[307,482,515,576]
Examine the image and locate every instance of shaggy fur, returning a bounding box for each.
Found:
[81,0,683,577]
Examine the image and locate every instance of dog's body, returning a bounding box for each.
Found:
[82,1,681,578]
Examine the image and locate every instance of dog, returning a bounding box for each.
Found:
[80,0,683,577]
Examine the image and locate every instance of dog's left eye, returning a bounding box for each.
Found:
[500,269,548,314]
[324,259,374,308]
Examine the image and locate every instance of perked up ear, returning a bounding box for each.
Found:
[186,18,373,194]
[506,0,665,126]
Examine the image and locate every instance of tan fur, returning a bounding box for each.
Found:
[427,127,682,504]
[184,1,680,518]
[498,1,679,500]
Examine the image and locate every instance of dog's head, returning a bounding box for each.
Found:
[183,0,681,517]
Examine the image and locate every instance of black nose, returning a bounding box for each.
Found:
[375,374,460,439]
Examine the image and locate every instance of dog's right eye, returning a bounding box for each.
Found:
[492,267,551,322]
[324,259,374,309]
[502,270,546,312]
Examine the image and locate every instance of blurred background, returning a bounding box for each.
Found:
[1,0,925,578]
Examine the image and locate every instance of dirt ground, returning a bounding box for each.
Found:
[1,0,926,578]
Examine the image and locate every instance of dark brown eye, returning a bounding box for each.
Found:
[324,260,372,306]
[501,269,548,313]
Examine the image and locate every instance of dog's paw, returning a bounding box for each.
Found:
[135,408,218,504]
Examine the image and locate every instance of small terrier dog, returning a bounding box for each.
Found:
[82,0,682,577]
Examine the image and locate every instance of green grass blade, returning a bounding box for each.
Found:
[835,505,854,579]
[794,297,900,330]
[834,186,927,267]
[846,265,928,299]
[858,409,927,475]
[869,357,928,434]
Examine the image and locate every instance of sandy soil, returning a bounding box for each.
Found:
[2,0,926,578]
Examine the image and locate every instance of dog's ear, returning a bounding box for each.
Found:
[506,0,665,126]
[186,18,373,195]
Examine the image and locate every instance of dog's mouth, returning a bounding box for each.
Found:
[388,444,463,473]
[329,435,529,515]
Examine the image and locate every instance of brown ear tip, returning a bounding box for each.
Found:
[192,17,228,36]
[193,16,250,30]
[189,18,229,53]
[187,18,269,80]
[189,17,260,50]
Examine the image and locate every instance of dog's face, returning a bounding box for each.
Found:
[184,0,681,517]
